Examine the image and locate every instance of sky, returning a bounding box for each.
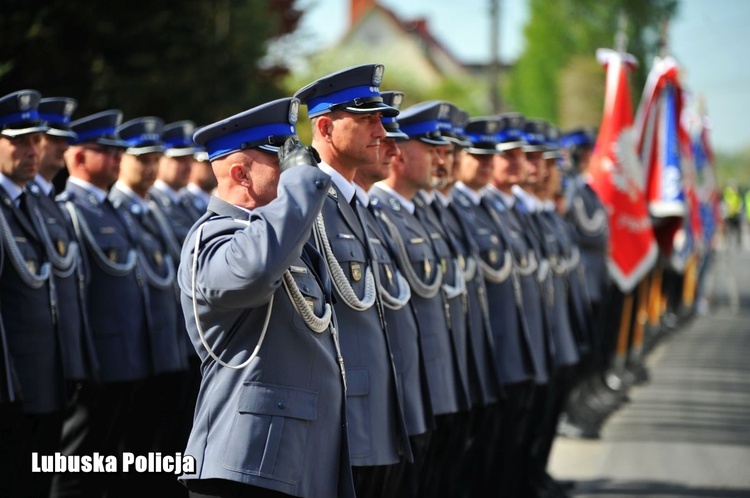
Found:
[296,0,750,154]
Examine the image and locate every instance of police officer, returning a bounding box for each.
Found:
[110,116,189,495]
[559,127,619,439]
[369,100,465,497]
[30,96,99,389]
[150,120,202,249]
[149,120,206,483]
[479,113,556,496]
[438,108,507,497]
[352,90,432,498]
[60,109,152,497]
[452,115,545,496]
[525,120,584,498]
[178,97,354,498]
[0,89,67,497]
[180,149,216,221]
[295,64,410,498]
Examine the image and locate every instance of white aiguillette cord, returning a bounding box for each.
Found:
[190,220,334,370]
[191,222,272,370]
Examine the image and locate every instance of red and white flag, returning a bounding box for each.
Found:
[634,56,686,260]
[588,48,657,293]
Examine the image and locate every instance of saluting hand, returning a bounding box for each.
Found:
[278,136,321,172]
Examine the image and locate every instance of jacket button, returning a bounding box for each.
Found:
[277,400,286,409]
[315,179,326,189]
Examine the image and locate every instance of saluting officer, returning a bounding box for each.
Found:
[59,109,151,497]
[369,101,465,497]
[294,64,411,498]
[0,89,67,498]
[178,98,355,498]
[352,90,432,498]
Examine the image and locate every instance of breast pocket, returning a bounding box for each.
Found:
[224,382,318,484]
[289,271,325,332]
[329,236,369,292]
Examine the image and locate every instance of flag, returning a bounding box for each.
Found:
[588,48,657,293]
[634,56,686,260]
[690,105,721,249]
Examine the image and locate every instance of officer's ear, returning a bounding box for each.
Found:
[314,115,334,141]
[228,159,253,189]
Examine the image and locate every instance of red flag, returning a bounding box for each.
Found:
[588,48,657,293]
[634,56,686,258]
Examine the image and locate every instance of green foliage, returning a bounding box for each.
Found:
[716,147,750,187]
[506,0,679,126]
[0,0,302,125]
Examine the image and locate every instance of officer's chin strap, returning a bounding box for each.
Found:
[191,222,272,370]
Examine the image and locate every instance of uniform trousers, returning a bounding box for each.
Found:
[495,380,537,497]
[187,478,291,498]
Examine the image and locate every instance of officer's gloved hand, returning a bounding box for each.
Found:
[278,136,321,173]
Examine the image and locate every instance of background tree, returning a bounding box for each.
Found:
[506,0,679,129]
[0,0,302,124]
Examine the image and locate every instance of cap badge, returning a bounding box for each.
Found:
[64,101,75,116]
[288,99,300,124]
[372,65,384,86]
[438,103,451,120]
[392,93,404,108]
[18,93,31,111]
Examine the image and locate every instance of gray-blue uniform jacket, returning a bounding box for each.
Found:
[148,181,197,251]
[0,182,65,413]
[60,180,151,383]
[179,185,210,223]
[536,205,580,369]
[546,207,593,357]
[440,191,503,405]
[566,176,610,304]
[452,184,543,386]
[365,191,432,438]
[177,167,355,498]
[0,236,21,404]
[312,167,408,467]
[109,184,188,374]
[27,178,98,382]
[413,192,471,411]
[370,184,461,416]
[487,187,555,381]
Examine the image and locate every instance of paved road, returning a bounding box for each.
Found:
[549,246,750,497]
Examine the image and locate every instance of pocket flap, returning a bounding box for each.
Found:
[345,368,370,397]
[238,382,318,421]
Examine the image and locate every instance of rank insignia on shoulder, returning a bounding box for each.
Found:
[351,262,362,282]
[328,186,338,199]
[289,265,308,274]
[387,197,401,212]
